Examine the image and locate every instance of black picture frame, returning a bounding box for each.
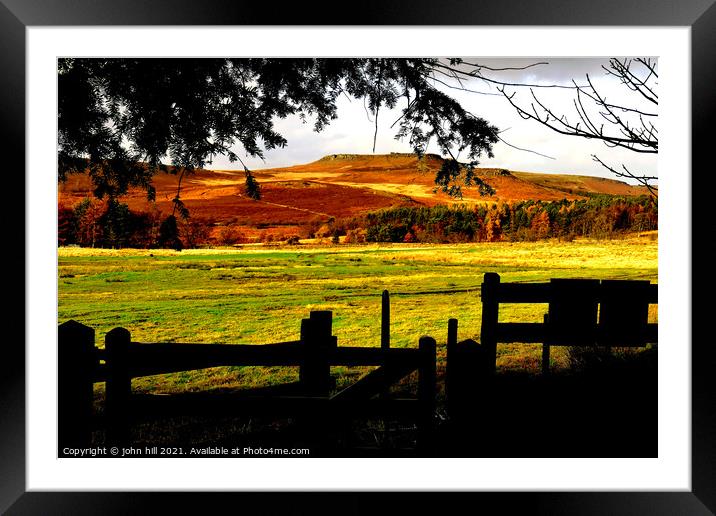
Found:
[2,0,713,513]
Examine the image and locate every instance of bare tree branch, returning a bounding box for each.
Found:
[592,155,658,198]
[493,57,658,199]
[497,134,556,160]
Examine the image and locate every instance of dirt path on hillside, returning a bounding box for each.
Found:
[239,194,333,219]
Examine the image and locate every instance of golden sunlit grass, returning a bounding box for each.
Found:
[59,236,658,269]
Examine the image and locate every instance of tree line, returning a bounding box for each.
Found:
[58,194,657,249]
[59,199,195,250]
[356,195,657,243]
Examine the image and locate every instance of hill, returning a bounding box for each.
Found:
[58,153,651,240]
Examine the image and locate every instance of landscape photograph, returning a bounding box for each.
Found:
[57,57,658,458]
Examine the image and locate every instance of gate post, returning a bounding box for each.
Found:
[445,318,459,411]
[417,336,436,450]
[381,290,390,350]
[480,273,500,374]
[542,314,551,376]
[105,327,132,445]
[447,318,458,349]
[58,320,95,449]
[300,310,335,396]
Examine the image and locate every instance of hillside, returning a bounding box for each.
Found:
[58,153,651,238]
[510,170,646,197]
[252,153,613,203]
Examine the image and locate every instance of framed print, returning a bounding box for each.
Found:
[3,0,715,513]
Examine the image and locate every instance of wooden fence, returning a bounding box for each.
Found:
[446,272,658,406]
[59,277,658,452]
[58,303,436,450]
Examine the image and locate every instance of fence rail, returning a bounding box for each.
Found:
[491,321,658,345]
[447,272,658,407]
[58,304,436,450]
[59,276,657,453]
[490,278,658,304]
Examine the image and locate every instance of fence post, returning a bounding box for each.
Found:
[105,327,131,445]
[381,290,390,349]
[542,344,551,376]
[481,272,500,374]
[445,318,458,412]
[299,317,312,386]
[417,336,436,450]
[300,311,335,396]
[58,320,96,449]
[447,318,458,348]
[542,314,551,376]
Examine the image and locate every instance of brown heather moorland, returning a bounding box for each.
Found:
[58,153,651,241]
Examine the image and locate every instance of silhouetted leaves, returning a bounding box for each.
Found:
[244,168,261,200]
[433,160,495,198]
[58,58,501,209]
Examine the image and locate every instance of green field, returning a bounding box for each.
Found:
[58,237,658,395]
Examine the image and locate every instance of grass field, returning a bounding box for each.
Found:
[58,236,658,396]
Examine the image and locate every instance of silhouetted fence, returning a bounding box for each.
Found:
[58,307,436,450]
[59,276,658,452]
[446,272,658,406]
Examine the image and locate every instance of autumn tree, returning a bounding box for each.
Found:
[157,215,182,250]
[57,204,75,245]
[180,218,212,248]
[485,213,502,242]
[99,199,132,248]
[531,210,551,239]
[73,198,105,248]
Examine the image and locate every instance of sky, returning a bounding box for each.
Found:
[207,58,658,184]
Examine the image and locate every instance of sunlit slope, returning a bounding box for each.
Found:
[510,171,647,197]
[58,153,650,226]
[254,153,649,202]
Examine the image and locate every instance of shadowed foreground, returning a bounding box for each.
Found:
[67,347,656,458]
[58,272,657,458]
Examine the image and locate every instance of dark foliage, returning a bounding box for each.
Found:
[58,58,500,211]
[157,215,183,251]
[59,199,205,249]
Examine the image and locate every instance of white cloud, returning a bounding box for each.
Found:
[209,58,658,185]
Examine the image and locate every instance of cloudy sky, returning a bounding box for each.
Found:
[208,58,658,184]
